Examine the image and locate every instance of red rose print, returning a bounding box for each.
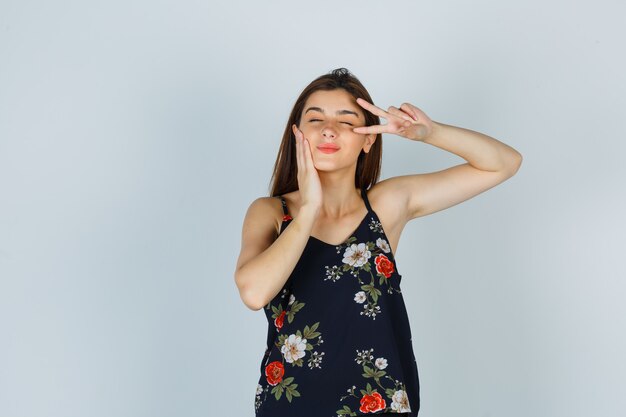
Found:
[375,254,394,278]
[265,361,285,386]
[359,391,386,413]
[282,214,292,221]
[274,310,286,330]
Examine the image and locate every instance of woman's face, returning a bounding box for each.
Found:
[298,89,375,172]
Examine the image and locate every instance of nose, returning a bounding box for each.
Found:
[322,125,337,139]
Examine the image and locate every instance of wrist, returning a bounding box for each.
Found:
[422,120,446,144]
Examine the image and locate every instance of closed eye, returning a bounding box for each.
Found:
[309,119,353,126]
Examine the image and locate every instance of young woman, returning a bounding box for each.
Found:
[235,68,522,417]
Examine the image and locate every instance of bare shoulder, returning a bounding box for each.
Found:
[366,179,412,257]
[367,178,411,228]
[235,196,284,273]
[252,195,285,232]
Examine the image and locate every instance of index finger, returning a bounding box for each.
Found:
[355,97,391,120]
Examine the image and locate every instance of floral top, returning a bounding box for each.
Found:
[254,187,420,417]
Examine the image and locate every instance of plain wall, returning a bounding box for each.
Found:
[1,1,624,416]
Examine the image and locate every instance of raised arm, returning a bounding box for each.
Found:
[391,122,521,220]
[353,99,523,221]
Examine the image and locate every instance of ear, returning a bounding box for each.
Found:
[363,134,377,153]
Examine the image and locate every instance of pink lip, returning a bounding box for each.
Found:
[318,145,340,154]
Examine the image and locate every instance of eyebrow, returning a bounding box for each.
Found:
[304,106,360,118]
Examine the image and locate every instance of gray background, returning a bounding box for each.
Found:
[1,1,624,416]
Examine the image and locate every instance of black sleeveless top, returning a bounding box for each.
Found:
[254,187,420,417]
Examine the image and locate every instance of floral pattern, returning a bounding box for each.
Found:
[255,195,417,416]
[324,217,402,320]
[335,348,412,416]
[255,290,325,412]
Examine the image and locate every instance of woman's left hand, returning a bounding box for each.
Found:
[353,97,436,141]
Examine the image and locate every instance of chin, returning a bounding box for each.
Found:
[312,161,344,172]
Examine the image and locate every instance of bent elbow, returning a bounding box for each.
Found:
[242,288,266,311]
[236,276,266,311]
[502,153,522,177]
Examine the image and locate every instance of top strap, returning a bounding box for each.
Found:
[360,187,373,213]
[277,196,292,221]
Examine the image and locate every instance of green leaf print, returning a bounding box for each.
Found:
[303,322,321,339]
[260,293,325,407]
[324,236,400,321]
[336,348,412,415]
[363,365,386,379]
[287,301,305,323]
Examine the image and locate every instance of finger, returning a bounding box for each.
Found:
[387,106,415,122]
[399,103,420,121]
[355,97,392,120]
[295,125,312,172]
[352,124,390,135]
[298,131,308,174]
[293,124,303,175]
[303,137,314,171]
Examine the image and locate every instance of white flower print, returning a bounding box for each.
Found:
[354,291,367,303]
[323,234,402,322]
[391,389,412,412]
[262,292,324,404]
[324,264,342,282]
[338,347,412,416]
[368,217,383,233]
[374,357,388,370]
[355,348,374,365]
[376,237,391,254]
[281,334,307,363]
[307,350,326,369]
[256,383,263,395]
[342,243,371,268]
[360,302,381,320]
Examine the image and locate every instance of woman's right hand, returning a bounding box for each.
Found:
[292,124,323,215]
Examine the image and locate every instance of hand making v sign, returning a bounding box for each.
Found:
[352,97,436,142]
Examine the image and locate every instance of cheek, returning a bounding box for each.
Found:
[300,126,314,137]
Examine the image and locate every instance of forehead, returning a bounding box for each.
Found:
[303,89,362,117]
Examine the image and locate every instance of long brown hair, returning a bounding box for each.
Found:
[269,68,382,197]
